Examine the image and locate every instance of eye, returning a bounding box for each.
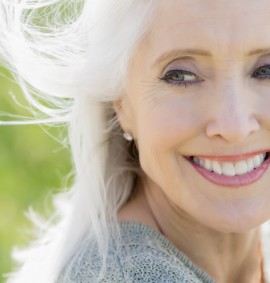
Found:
[252,64,270,79]
[159,69,201,87]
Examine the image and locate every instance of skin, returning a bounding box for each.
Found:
[116,0,270,282]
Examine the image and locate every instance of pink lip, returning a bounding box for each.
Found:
[188,156,270,188]
[192,150,269,162]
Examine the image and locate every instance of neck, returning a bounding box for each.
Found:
[123,178,263,283]
[155,214,262,283]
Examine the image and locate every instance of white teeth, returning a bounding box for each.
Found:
[212,161,222,175]
[222,162,235,176]
[253,155,261,168]
[204,159,212,171]
[247,158,254,172]
[193,157,200,165]
[199,159,204,167]
[235,160,248,175]
[192,153,267,176]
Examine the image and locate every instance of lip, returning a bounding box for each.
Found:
[189,149,269,162]
[186,152,270,188]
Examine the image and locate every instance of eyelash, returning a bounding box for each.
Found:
[251,64,270,80]
[159,64,270,88]
[158,69,201,88]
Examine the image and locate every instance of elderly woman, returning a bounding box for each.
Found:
[2,0,270,282]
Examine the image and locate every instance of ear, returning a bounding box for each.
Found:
[113,96,133,133]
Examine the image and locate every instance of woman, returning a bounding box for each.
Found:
[2,0,270,282]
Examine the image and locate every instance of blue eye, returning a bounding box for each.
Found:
[159,69,201,87]
[252,65,270,79]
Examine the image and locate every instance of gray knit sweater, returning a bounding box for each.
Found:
[58,222,216,282]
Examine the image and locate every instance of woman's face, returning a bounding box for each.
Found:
[117,0,270,232]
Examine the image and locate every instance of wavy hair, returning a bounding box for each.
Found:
[0,1,155,282]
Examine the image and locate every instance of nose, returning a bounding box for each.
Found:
[205,86,260,144]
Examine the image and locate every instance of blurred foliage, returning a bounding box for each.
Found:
[0,69,72,282]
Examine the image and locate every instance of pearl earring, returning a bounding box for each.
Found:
[123,132,133,141]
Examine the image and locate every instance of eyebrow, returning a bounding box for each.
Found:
[153,47,270,67]
[154,48,212,66]
[247,48,270,56]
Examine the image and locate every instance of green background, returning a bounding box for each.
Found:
[0,69,72,282]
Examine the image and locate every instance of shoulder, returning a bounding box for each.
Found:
[58,222,214,283]
[57,228,124,283]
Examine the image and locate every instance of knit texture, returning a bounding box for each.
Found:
[58,222,215,283]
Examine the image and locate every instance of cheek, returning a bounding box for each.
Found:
[135,98,202,176]
[257,95,270,129]
[136,98,202,151]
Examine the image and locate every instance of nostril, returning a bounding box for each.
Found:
[205,118,260,144]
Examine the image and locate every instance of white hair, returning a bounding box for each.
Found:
[0,1,155,282]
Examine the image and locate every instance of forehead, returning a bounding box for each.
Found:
[145,0,270,59]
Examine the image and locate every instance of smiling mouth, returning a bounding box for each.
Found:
[186,152,270,187]
[189,152,269,176]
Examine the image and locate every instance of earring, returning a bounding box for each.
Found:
[123,132,133,141]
